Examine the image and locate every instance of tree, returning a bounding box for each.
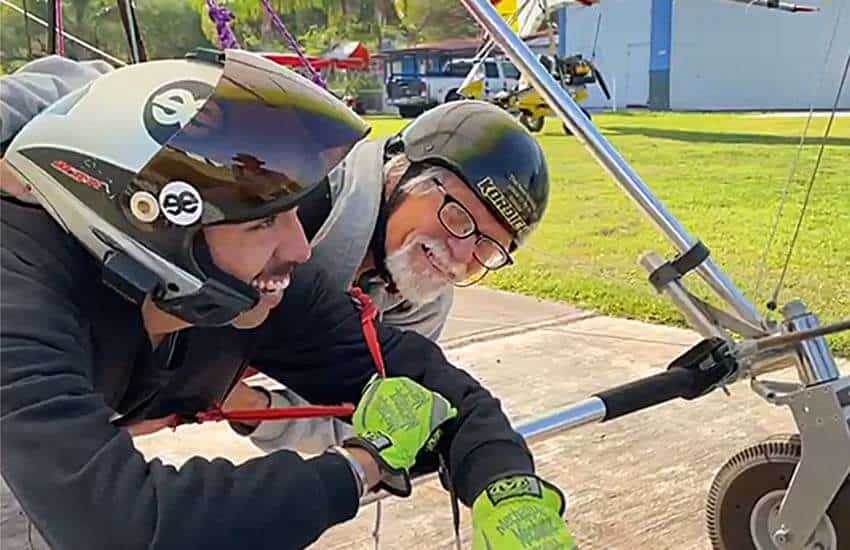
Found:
[0,0,473,75]
[392,0,479,43]
[134,0,214,59]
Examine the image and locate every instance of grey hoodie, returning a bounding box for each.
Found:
[0,56,113,147]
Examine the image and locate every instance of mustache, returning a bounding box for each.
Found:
[255,262,296,280]
[417,238,467,282]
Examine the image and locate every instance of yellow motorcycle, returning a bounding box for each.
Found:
[469,54,610,135]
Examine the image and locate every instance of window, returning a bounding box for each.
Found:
[424,56,444,76]
[502,62,520,79]
[484,61,499,78]
[444,61,473,77]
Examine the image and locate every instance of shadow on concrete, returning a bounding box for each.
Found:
[605,126,850,146]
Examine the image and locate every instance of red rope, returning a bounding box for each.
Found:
[190,286,385,427]
[197,403,355,423]
[350,287,387,378]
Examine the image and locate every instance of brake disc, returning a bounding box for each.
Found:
[706,434,849,550]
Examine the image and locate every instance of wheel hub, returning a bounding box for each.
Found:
[750,490,837,550]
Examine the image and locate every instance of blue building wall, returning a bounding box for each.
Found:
[648,0,672,109]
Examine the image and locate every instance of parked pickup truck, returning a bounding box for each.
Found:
[386,57,521,118]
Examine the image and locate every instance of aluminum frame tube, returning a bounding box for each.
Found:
[459,0,764,328]
[783,301,841,385]
[518,397,607,442]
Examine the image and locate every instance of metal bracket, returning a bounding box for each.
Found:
[750,378,804,405]
[640,251,730,342]
[688,294,768,338]
[771,376,850,550]
[648,240,710,291]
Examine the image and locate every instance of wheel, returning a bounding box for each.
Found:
[706,434,850,550]
[397,106,424,118]
[519,111,544,133]
[563,107,592,135]
[445,89,462,102]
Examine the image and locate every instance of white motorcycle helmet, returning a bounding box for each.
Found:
[4,48,370,326]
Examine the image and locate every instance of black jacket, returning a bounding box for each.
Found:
[0,198,534,550]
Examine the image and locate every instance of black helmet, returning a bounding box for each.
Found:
[4,48,370,326]
[387,100,549,250]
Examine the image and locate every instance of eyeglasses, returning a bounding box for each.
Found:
[432,179,514,273]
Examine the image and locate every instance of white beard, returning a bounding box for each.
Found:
[384,235,465,305]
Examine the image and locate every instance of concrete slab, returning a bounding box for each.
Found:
[15,285,838,549]
[439,286,591,347]
[311,318,803,550]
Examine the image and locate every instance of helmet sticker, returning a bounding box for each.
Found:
[49,159,111,195]
[143,80,213,145]
[130,191,160,223]
[159,181,203,226]
[505,173,537,214]
[474,177,529,235]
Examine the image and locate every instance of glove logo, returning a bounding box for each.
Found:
[143,81,213,145]
[486,475,541,506]
[159,181,203,226]
[362,431,393,451]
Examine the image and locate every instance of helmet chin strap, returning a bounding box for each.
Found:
[150,232,260,328]
[367,183,400,295]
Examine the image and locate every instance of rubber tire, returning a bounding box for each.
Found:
[445,89,462,102]
[706,434,850,550]
[563,107,592,135]
[519,112,544,133]
[398,106,424,118]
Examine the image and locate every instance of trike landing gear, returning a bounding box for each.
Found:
[707,434,850,550]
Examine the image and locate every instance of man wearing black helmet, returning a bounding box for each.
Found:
[226,98,551,452]
[0,50,575,550]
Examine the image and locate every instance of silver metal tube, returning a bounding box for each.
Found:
[0,0,127,66]
[360,397,607,506]
[745,349,802,379]
[460,0,763,328]
[459,0,535,92]
[783,301,840,385]
[724,0,819,13]
[517,397,607,442]
[122,0,142,64]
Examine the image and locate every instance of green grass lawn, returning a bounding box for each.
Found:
[365,111,850,356]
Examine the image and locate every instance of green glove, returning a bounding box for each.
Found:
[343,375,458,496]
[472,474,578,550]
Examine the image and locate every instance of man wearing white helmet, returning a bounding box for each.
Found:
[1,56,552,459]
[0,49,576,550]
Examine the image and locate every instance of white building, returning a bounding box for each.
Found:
[554,0,849,111]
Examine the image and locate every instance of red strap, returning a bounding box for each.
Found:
[350,286,386,378]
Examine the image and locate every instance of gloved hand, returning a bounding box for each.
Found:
[343,375,457,496]
[472,474,578,550]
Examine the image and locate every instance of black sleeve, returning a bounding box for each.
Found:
[0,247,360,550]
[250,263,535,506]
